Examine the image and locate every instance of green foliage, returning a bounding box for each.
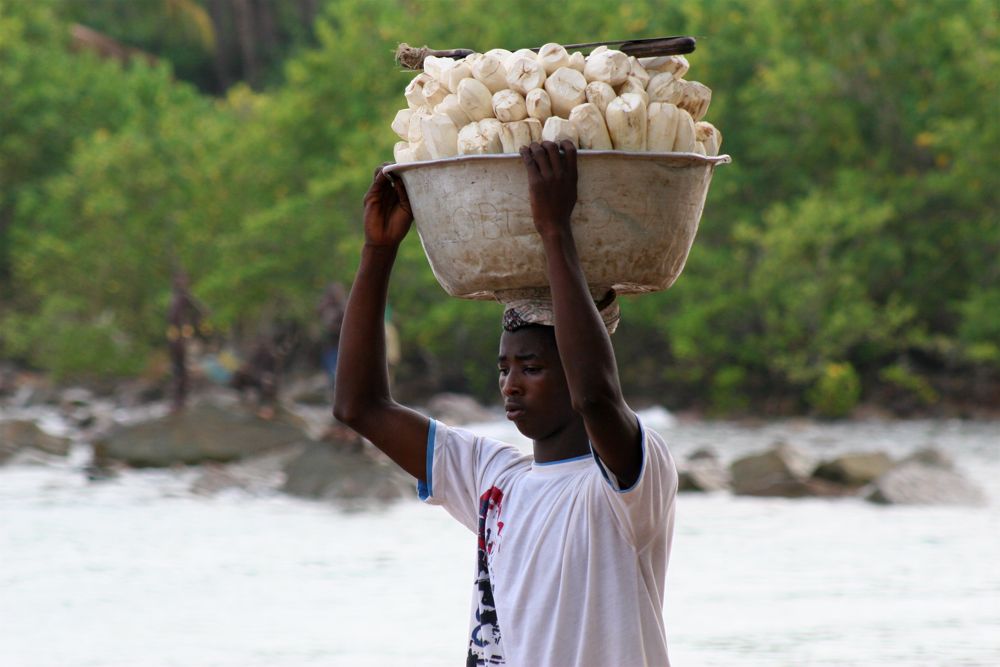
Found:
[879,363,938,406]
[1,0,997,407]
[2,295,146,379]
[808,362,861,419]
[710,366,749,414]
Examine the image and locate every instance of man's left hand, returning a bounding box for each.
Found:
[520,140,578,240]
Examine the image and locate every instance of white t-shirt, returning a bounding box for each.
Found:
[418,418,678,667]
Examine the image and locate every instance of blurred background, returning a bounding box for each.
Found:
[1,0,997,414]
[1,1,998,666]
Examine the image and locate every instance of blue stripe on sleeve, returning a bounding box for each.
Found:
[591,414,647,493]
[416,419,437,501]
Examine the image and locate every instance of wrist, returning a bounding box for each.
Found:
[363,240,401,253]
[537,222,574,245]
[361,242,400,263]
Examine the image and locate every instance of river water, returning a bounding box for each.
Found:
[1,409,997,666]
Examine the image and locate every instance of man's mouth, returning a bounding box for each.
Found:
[505,405,525,421]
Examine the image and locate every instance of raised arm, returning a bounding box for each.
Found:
[520,141,642,487]
[333,167,429,480]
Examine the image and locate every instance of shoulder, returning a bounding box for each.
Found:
[421,419,530,505]
[638,420,677,478]
[431,420,530,470]
[592,417,676,495]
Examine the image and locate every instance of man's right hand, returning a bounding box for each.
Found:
[363,165,413,247]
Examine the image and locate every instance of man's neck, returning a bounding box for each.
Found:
[531,418,590,464]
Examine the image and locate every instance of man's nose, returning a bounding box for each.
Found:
[501,373,522,396]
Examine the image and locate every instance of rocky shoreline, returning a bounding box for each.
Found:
[676,440,987,506]
[0,373,990,508]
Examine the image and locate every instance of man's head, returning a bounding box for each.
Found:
[500,289,620,334]
[498,324,579,441]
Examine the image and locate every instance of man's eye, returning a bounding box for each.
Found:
[498,368,509,376]
[524,366,542,374]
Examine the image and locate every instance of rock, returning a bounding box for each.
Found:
[284,373,330,406]
[4,448,66,466]
[0,364,16,397]
[282,440,411,503]
[687,447,718,462]
[730,442,845,497]
[8,374,58,408]
[424,393,498,425]
[57,387,98,428]
[191,446,305,495]
[866,461,987,506]
[902,447,954,470]
[812,451,893,487]
[115,378,167,407]
[0,420,72,464]
[95,403,311,467]
[60,387,95,409]
[730,442,811,496]
[678,453,730,492]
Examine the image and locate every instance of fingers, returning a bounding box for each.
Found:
[521,141,577,181]
[364,168,385,204]
[543,141,563,178]
[372,161,396,187]
[366,166,400,212]
[392,175,412,214]
[530,142,553,180]
[560,140,578,182]
[520,145,542,180]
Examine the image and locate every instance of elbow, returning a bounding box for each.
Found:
[332,375,366,427]
[331,403,354,427]
[333,394,388,430]
[332,396,365,428]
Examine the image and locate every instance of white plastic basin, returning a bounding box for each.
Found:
[384,151,730,301]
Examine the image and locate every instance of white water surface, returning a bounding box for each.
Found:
[1,412,998,666]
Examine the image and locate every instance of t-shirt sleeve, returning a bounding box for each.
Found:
[592,418,678,547]
[417,419,526,533]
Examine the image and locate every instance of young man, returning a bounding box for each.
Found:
[335,141,678,666]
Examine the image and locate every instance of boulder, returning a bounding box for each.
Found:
[282,440,411,503]
[866,461,987,506]
[7,375,58,408]
[0,420,71,464]
[60,387,95,409]
[424,393,498,425]
[678,449,730,492]
[115,378,167,407]
[284,373,331,406]
[730,442,845,497]
[95,404,310,467]
[902,447,954,469]
[58,387,99,428]
[687,447,719,461]
[0,363,16,397]
[812,451,893,487]
[191,446,305,495]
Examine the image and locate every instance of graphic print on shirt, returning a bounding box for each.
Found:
[467,485,506,666]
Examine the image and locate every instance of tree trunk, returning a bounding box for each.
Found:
[232,0,261,87]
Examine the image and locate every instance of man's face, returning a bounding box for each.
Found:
[498,326,577,440]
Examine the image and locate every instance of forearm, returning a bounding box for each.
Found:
[522,140,640,483]
[541,227,623,411]
[544,227,641,484]
[333,244,398,423]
